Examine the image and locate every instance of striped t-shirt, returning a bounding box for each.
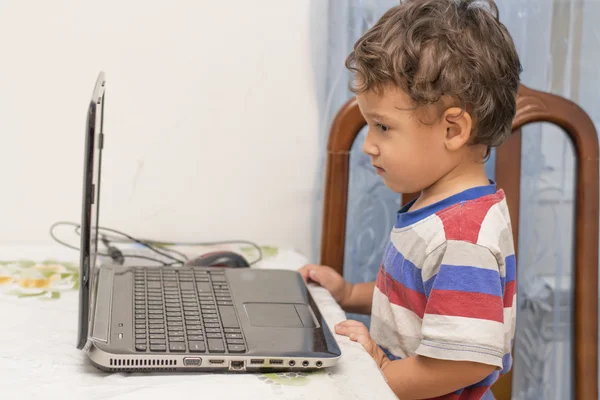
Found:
[370,183,517,400]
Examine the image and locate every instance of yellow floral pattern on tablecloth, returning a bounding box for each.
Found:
[0,259,79,299]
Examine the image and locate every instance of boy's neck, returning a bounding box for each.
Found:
[410,161,490,212]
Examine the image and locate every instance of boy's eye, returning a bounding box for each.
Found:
[376,123,389,132]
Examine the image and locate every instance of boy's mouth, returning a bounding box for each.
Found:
[373,165,385,174]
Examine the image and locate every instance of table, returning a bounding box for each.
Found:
[0,244,395,400]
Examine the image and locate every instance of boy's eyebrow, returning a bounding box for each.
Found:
[364,112,393,123]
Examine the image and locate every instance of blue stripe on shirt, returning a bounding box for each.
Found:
[423,265,502,297]
[383,246,425,295]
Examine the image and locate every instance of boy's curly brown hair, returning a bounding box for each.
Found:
[346,0,522,151]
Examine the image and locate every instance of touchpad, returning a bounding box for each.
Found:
[244,303,318,328]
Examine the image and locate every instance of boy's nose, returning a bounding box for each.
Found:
[362,130,379,156]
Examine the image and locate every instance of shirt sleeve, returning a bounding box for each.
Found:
[416,240,505,369]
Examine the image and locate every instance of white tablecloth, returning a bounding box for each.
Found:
[0,245,395,400]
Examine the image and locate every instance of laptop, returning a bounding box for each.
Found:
[76,72,342,372]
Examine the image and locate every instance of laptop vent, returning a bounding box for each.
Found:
[109,358,177,371]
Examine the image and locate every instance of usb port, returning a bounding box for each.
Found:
[269,359,283,365]
[250,359,264,365]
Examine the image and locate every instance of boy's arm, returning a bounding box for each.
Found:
[380,356,495,399]
[340,281,376,314]
[335,322,496,399]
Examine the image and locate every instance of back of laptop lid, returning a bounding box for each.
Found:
[77,72,106,349]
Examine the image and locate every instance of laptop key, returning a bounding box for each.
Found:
[135,344,147,351]
[208,339,225,353]
[196,282,211,293]
[228,345,246,353]
[169,336,185,342]
[150,344,167,352]
[218,306,240,328]
[189,341,206,352]
[226,333,242,339]
[169,343,186,352]
[187,335,204,341]
[226,339,244,344]
[147,281,161,289]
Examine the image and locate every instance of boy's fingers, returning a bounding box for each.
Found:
[335,321,369,337]
[349,333,372,351]
[298,264,318,283]
[336,320,365,328]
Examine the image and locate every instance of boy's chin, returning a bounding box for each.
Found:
[378,174,427,195]
[380,177,411,194]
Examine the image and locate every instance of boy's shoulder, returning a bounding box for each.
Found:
[393,188,514,255]
[433,189,512,246]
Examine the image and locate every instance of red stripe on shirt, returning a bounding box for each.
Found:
[429,394,460,400]
[376,268,427,318]
[426,289,504,322]
[504,280,516,307]
[459,386,492,399]
[437,196,501,243]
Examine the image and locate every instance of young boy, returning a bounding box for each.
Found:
[299,0,521,398]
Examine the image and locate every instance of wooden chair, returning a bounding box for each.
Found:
[319,84,599,399]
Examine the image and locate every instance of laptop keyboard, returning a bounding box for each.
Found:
[133,267,245,354]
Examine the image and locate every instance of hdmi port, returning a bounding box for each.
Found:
[250,359,264,365]
[269,359,283,365]
[209,359,224,365]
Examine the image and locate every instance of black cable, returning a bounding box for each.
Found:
[49,222,176,266]
[100,235,125,265]
[81,225,187,265]
[77,225,262,265]
[81,226,190,263]
[49,221,263,266]
[84,230,263,265]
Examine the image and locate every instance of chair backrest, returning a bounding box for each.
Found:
[320,84,599,399]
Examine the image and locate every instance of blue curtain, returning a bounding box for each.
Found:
[311,1,600,398]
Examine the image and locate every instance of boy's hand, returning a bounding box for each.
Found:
[298,264,353,307]
[335,320,389,368]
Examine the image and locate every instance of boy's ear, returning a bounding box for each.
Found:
[442,107,473,152]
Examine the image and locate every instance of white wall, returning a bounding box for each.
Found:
[0,0,327,260]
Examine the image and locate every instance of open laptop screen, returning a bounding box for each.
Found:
[77,72,105,349]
